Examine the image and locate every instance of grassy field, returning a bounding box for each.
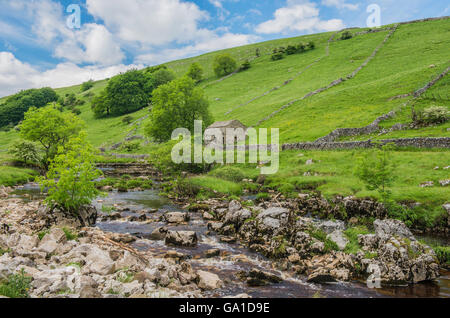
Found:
[0,18,448,229]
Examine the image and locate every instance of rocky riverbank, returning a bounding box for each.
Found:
[0,184,447,298]
[0,188,241,298]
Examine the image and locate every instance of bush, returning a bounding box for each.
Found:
[297,43,306,53]
[286,45,297,55]
[340,31,353,40]
[145,76,213,142]
[271,52,284,61]
[122,116,134,125]
[0,87,59,128]
[187,63,204,83]
[37,134,102,214]
[418,106,449,125]
[213,54,237,77]
[20,105,85,166]
[81,80,94,92]
[0,269,32,298]
[209,166,246,182]
[8,141,41,166]
[121,141,141,153]
[239,60,251,72]
[255,48,261,57]
[306,42,315,50]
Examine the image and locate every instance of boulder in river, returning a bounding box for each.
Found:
[165,230,198,247]
[163,212,190,224]
[238,268,283,287]
[196,270,223,290]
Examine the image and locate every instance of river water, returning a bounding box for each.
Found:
[11,183,450,298]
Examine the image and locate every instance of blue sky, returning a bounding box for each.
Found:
[0,0,448,96]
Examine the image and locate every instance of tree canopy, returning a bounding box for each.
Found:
[145,76,213,142]
[0,87,59,128]
[20,105,85,165]
[187,63,204,83]
[92,69,174,118]
[213,54,237,77]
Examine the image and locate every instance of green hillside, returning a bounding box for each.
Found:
[0,17,449,229]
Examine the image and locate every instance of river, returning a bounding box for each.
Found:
[11,183,449,298]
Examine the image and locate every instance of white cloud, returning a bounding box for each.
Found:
[321,0,359,11]
[0,52,140,97]
[2,0,125,66]
[86,0,210,46]
[135,33,259,65]
[255,0,345,34]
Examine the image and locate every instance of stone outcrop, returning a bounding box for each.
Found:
[165,231,198,247]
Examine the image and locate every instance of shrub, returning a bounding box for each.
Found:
[0,269,32,298]
[271,52,284,61]
[121,141,141,153]
[306,42,315,50]
[80,80,94,92]
[297,43,306,52]
[255,48,261,57]
[286,45,297,55]
[187,63,204,83]
[37,134,102,214]
[8,141,41,166]
[20,105,85,166]
[213,54,237,77]
[340,31,353,40]
[122,116,134,125]
[145,76,213,142]
[239,60,251,72]
[209,166,246,182]
[418,106,449,125]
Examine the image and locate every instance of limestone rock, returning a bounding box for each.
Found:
[165,231,198,247]
[197,270,223,290]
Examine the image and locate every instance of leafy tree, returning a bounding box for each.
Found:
[81,79,94,92]
[307,41,316,50]
[271,52,284,61]
[187,63,204,83]
[105,69,151,116]
[355,144,396,204]
[20,105,85,166]
[37,134,102,215]
[286,45,297,55]
[340,31,353,40]
[255,48,261,57]
[297,43,306,53]
[8,141,42,166]
[213,54,237,77]
[91,69,174,118]
[418,106,449,125]
[145,76,213,142]
[91,91,110,118]
[0,88,59,128]
[146,68,175,92]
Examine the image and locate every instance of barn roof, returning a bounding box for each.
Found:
[207,120,247,129]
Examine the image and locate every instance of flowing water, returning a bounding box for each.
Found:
[10,183,449,298]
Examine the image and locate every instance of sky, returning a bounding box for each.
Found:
[0,0,448,97]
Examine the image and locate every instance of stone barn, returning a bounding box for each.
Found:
[205,120,248,146]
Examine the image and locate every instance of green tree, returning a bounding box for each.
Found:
[81,79,94,92]
[20,105,85,166]
[37,133,102,215]
[187,63,204,83]
[0,87,59,128]
[213,54,237,77]
[8,141,41,166]
[91,90,110,118]
[355,144,396,204]
[105,69,150,116]
[146,68,175,93]
[145,76,213,142]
